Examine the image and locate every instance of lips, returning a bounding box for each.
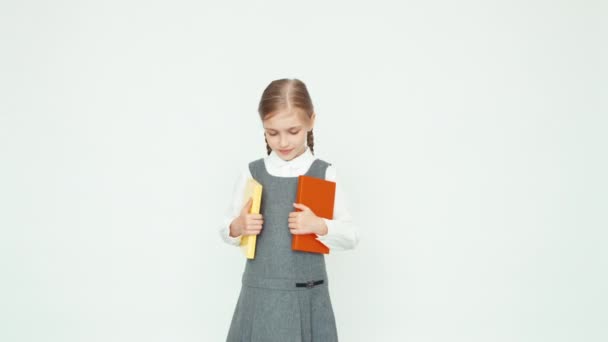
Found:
[279,148,293,155]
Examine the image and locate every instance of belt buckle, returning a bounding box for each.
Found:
[306,280,315,289]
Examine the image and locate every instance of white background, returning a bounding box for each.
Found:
[1,1,606,341]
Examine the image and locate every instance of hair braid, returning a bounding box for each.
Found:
[265,135,272,155]
[307,129,315,155]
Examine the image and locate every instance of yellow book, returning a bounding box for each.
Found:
[240,178,262,259]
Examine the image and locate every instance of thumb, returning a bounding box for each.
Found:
[241,197,253,214]
[292,202,311,211]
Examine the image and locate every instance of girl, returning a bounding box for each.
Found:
[219,78,359,341]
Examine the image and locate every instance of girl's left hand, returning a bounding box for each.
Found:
[288,203,328,235]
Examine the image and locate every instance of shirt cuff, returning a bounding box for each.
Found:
[316,218,359,251]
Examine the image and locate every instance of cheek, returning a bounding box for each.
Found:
[266,135,281,146]
[297,132,308,143]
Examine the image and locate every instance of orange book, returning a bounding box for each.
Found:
[292,175,336,254]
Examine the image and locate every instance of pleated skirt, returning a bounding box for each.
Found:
[226,277,338,342]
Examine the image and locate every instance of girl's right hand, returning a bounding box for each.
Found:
[229,197,264,237]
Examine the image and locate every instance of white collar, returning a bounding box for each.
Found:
[267,146,315,169]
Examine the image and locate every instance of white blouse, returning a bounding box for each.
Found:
[219,147,359,251]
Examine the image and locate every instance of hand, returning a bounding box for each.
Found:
[229,198,264,237]
[288,203,328,235]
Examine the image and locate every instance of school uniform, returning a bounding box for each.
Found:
[219,147,359,251]
[220,147,359,341]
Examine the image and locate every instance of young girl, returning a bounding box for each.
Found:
[219,78,359,341]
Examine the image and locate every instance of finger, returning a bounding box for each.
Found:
[293,203,311,211]
[245,229,261,236]
[245,218,259,225]
[246,227,262,234]
[245,226,262,234]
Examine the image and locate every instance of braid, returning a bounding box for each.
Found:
[307,130,315,155]
[264,135,271,155]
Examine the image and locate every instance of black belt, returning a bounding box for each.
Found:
[295,280,324,289]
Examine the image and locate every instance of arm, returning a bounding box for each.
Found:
[218,167,252,246]
[315,165,360,251]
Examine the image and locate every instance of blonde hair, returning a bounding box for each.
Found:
[258,78,315,155]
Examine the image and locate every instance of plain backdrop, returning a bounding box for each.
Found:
[1,1,606,341]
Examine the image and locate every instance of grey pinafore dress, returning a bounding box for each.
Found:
[226,158,339,342]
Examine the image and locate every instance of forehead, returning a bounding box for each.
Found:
[263,110,308,129]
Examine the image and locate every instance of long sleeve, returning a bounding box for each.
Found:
[218,167,252,246]
[315,165,360,251]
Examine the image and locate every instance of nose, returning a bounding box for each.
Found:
[279,134,288,147]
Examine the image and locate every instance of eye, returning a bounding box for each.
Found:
[289,130,301,135]
[267,132,278,136]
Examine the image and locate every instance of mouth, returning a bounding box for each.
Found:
[278,148,294,155]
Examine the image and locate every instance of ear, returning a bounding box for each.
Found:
[309,112,316,130]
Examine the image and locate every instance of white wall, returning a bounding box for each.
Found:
[1,1,606,341]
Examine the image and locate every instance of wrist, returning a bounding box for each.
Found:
[316,217,328,236]
[229,219,242,237]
